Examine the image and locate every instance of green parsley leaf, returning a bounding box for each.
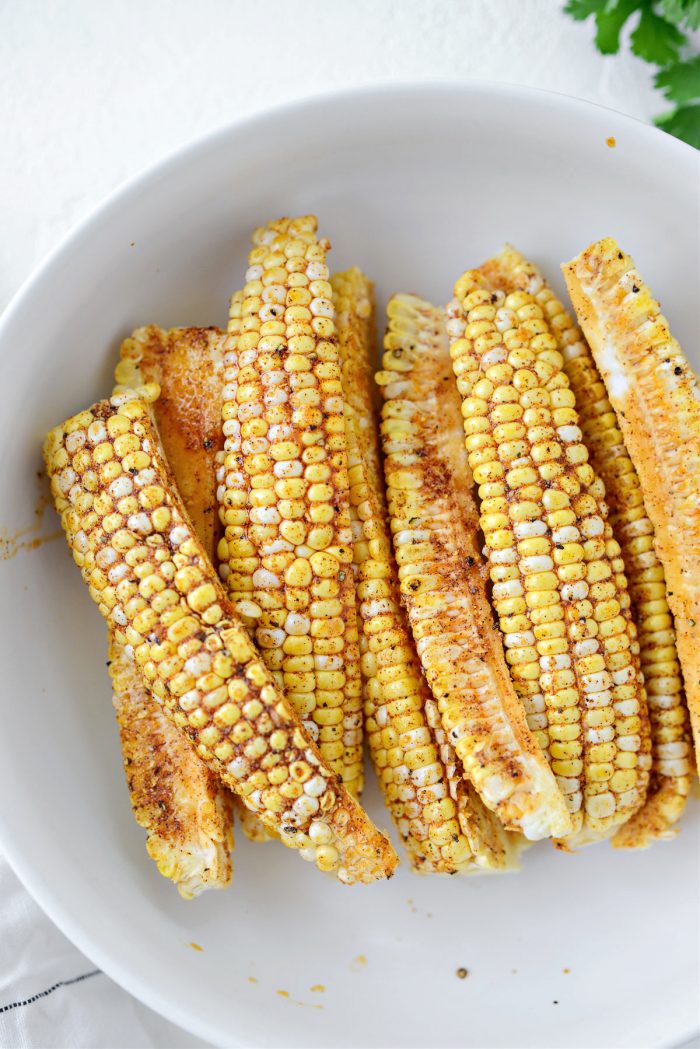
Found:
[655,102,700,146]
[655,55,700,104]
[594,0,640,55]
[659,0,700,31]
[564,0,607,18]
[630,7,684,64]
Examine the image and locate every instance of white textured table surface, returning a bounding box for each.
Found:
[1,2,697,1047]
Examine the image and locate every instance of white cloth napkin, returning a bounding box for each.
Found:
[0,858,209,1048]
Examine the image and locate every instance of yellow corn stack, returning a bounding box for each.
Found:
[377,293,572,842]
[334,268,518,871]
[44,391,398,884]
[117,324,272,846]
[218,217,364,798]
[563,238,700,778]
[109,637,233,897]
[483,246,693,846]
[447,270,652,843]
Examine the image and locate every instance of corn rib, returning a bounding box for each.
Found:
[109,636,233,896]
[44,391,397,884]
[334,269,517,871]
[483,247,692,846]
[118,324,273,845]
[218,217,363,798]
[377,293,572,842]
[448,270,651,843]
[563,239,700,778]
[110,326,236,892]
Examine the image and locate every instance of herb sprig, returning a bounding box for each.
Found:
[564,0,700,147]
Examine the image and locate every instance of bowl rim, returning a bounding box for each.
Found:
[0,79,697,1047]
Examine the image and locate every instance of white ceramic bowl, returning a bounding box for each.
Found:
[0,83,698,1049]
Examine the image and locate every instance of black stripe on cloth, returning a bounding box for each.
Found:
[0,970,101,1014]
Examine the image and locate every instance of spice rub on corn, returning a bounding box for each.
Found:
[378,293,571,843]
[483,246,692,846]
[218,218,364,798]
[45,390,397,884]
[563,238,700,784]
[447,269,651,844]
[336,268,517,871]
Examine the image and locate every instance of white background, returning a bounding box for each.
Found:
[1,2,698,1047]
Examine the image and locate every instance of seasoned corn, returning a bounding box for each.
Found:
[483,246,692,846]
[334,268,517,870]
[218,218,364,797]
[45,391,398,884]
[111,325,240,888]
[377,293,572,842]
[109,636,233,897]
[448,269,652,842]
[563,238,700,778]
[117,323,273,844]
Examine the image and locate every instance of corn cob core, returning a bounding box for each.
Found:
[109,637,233,896]
[334,269,516,871]
[378,293,572,842]
[448,271,651,843]
[44,391,397,884]
[483,247,692,846]
[563,238,700,778]
[218,217,363,797]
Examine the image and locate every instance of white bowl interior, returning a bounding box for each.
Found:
[0,84,698,1048]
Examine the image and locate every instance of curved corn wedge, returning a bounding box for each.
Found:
[44,392,398,884]
[111,325,237,891]
[218,217,363,798]
[117,324,272,846]
[109,637,233,897]
[334,269,518,871]
[563,238,700,777]
[483,247,693,846]
[377,293,571,842]
[448,270,651,844]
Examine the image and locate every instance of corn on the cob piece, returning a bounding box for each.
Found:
[117,324,272,845]
[448,271,651,843]
[111,325,238,890]
[115,325,226,558]
[334,269,517,871]
[218,217,364,798]
[483,247,693,846]
[377,294,572,842]
[563,239,700,778]
[44,392,398,884]
[109,637,233,896]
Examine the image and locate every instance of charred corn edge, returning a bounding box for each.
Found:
[219,217,364,796]
[563,239,700,770]
[114,328,244,877]
[449,270,651,844]
[334,269,512,872]
[44,392,397,884]
[377,293,572,842]
[483,247,691,842]
[110,636,234,897]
